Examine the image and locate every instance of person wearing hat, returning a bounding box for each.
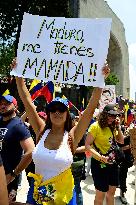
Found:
[0,154,8,205]
[85,104,124,205]
[12,58,110,204]
[0,95,35,203]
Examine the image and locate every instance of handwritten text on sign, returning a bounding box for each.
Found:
[11,13,112,87]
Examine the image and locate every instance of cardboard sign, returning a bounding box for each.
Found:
[11,13,112,88]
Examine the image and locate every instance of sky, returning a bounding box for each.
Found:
[106,0,136,101]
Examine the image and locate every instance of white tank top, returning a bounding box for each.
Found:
[32,129,73,181]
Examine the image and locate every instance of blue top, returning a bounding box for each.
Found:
[0,116,31,174]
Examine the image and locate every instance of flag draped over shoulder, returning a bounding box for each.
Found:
[30,80,54,103]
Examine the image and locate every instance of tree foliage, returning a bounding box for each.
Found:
[0,0,70,74]
[105,73,119,85]
[0,42,15,75]
[0,0,70,41]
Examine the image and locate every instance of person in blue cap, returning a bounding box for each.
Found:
[0,94,35,203]
[11,58,110,204]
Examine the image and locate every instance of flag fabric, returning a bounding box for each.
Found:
[29,79,41,91]
[29,79,43,99]
[28,168,74,205]
[31,81,54,103]
[2,89,10,96]
[124,103,129,123]
[30,83,43,99]
[62,95,73,108]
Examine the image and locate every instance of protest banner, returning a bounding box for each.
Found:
[99,85,116,111]
[11,13,112,88]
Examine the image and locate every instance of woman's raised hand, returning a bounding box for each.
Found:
[102,63,110,79]
[10,58,17,70]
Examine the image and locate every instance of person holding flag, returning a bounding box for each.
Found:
[11,58,110,205]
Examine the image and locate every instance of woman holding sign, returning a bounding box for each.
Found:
[11,59,110,205]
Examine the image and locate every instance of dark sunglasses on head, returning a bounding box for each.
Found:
[49,105,67,113]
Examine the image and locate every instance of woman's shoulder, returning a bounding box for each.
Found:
[90,121,99,128]
[88,121,99,133]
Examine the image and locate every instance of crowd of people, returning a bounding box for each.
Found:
[0,58,136,205]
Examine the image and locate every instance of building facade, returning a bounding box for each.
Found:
[70,0,130,98]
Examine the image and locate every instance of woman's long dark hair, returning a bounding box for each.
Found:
[44,110,73,132]
[98,111,116,131]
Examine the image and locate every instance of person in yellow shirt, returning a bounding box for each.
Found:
[85,104,124,205]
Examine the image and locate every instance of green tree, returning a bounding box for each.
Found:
[0,41,15,75]
[0,0,70,41]
[105,73,119,85]
[0,0,70,74]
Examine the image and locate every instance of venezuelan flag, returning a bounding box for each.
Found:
[39,81,54,103]
[31,81,54,103]
[29,79,43,100]
[2,89,10,96]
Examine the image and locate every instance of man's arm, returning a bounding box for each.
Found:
[6,137,35,185]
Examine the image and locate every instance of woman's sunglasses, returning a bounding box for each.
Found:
[108,114,117,118]
[49,105,67,113]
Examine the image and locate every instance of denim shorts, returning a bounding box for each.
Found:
[91,157,119,192]
[27,179,77,205]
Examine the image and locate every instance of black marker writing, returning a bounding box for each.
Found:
[22,43,41,53]
[22,58,37,76]
[37,18,55,38]
[88,63,97,82]
[37,18,85,43]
